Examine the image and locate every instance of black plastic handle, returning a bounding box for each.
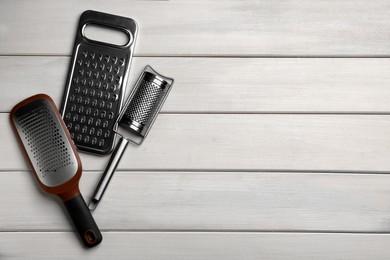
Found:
[64,194,103,248]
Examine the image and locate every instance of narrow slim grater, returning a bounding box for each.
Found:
[60,10,138,155]
[88,66,174,210]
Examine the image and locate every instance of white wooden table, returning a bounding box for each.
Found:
[1,0,390,259]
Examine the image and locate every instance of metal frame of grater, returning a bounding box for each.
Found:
[115,65,174,144]
[60,10,138,155]
[88,65,174,211]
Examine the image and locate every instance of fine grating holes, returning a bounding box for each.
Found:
[16,103,73,178]
[122,80,163,127]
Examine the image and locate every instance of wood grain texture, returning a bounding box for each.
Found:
[2,171,390,232]
[3,113,390,172]
[1,0,390,56]
[2,56,390,113]
[1,0,390,258]
[1,232,390,260]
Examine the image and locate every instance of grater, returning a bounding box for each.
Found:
[10,94,103,248]
[88,65,174,211]
[61,10,138,155]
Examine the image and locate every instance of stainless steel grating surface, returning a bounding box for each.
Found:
[14,98,78,187]
[62,44,126,153]
[122,80,163,128]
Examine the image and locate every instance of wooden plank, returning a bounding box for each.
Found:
[2,171,390,232]
[2,113,390,172]
[1,0,390,56]
[2,56,390,113]
[1,232,390,259]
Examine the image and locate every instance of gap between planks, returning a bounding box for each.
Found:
[1,230,390,234]
[2,169,390,175]
[5,54,390,58]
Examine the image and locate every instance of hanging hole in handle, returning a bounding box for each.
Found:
[84,230,97,244]
[83,23,131,47]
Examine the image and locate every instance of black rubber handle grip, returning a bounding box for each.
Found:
[64,194,103,248]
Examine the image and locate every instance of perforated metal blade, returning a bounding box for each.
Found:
[12,96,79,187]
[115,65,174,144]
[88,67,174,210]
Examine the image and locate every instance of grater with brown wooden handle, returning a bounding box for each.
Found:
[10,94,103,248]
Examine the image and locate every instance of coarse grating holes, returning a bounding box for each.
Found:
[16,103,73,179]
[123,80,163,127]
[63,44,127,152]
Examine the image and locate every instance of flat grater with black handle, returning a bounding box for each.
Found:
[10,94,102,248]
[88,65,174,211]
[61,10,138,155]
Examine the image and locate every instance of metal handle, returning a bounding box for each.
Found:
[78,10,138,49]
[88,136,129,211]
[80,10,138,35]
